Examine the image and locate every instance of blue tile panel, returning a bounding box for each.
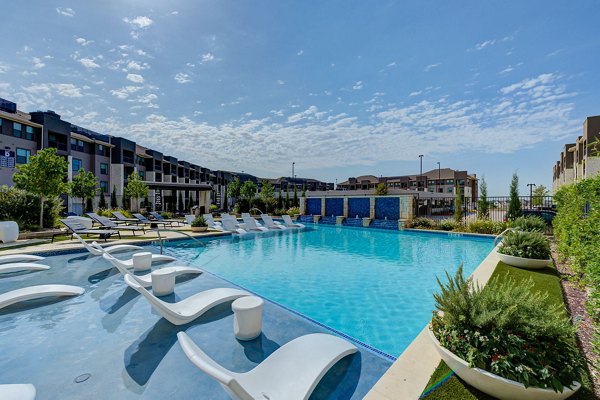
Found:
[343,217,364,228]
[325,198,344,217]
[298,215,314,223]
[319,216,336,225]
[306,198,322,215]
[375,197,400,220]
[348,198,370,218]
[370,219,399,230]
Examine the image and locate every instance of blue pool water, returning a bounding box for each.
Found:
[166,225,495,357]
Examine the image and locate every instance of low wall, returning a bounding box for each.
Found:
[300,194,414,221]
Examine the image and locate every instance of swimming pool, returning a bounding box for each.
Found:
[165,225,495,357]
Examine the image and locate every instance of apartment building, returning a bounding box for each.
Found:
[553,116,600,192]
[337,168,478,201]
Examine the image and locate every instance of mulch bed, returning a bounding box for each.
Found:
[552,242,600,397]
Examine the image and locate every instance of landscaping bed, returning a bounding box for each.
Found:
[421,262,597,399]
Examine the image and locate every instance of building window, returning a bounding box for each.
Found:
[13,123,22,138]
[447,187,453,193]
[100,163,109,175]
[446,179,454,184]
[138,170,145,180]
[25,126,34,140]
[99,181,109,193]
[70,138,77,150]
[72,158,82,172]
[16,148,31,164]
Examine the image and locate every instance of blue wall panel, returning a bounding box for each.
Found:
[348,198,370,218]
[375,197,399,220]
[306,198,322,215]
[325,198,343,216]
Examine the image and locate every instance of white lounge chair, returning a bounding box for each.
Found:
[260,214,286,230]
[0,384,36,400]
[72,233,144,256]
[111,211,139,223]
[102,253,202,288]
[123,275,250,325]
[177,332,358,400]
[96,247,175,268]
[87,213,146,235]
[0,285,85,310]
[221,218,248,235]
[282,214,305,228]
[184,214,195,225]
[242,213,264,227]
[241,216,269,232]
[203,214,223,228]
[0,263,50,274]
[0,254,44,264]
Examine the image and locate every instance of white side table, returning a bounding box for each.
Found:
[151,269,176,296]
[132,252,152,271]
[232,296,264,340]
[0,221,19,243]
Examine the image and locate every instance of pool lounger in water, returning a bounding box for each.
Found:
[124,275,249,325]
[0,285,85,310]
[177,332,357,400]
[0,263,50,274]
[0,254,45,264]
[0,384,36,400]
[73,233,144,256]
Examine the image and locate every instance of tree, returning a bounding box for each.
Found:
[277,190,284,209]
[13,147,68,229]
[477,176,489,219]
[70,169,98,214]
[507,172,522,221]
[178,191,184,212]
[532,185,549,206]
[285,189,290,209]
[454,185,463,223]
[98,188,107,209]
[374,183,388,195]
[227,178,241,210]
[240,180,257,212]
[223,189,228,212]
[260,180,276,212]
[293,184,298,207]
[124,172,148,212]
[143,195,149,209]
[301,185,306,198]
[85,197,94,212]
[110,185,118,209]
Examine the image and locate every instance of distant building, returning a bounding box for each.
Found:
[337,168,478,201]
[553,115,600,192]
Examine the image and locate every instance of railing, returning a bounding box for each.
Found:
[153,227,206,254]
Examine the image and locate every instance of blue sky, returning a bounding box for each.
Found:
[1,1,598,195]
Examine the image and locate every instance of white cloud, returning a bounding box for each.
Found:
[352,81,363,90]
[23,83,84,97]
[409,90,422,97]
[174,73,191,84]
[123,16,153,28]
[499,65,514,74]
[126,73,144,83]
[32,57,45,69]
[500,73,555,94]
[0,62,9,74]
[424,63,441,72]
[78,58,100,69]
[473,39,496,51]
[276,80,285,85]
[56,7,75,17]
[110,86,143,99]
[387,61,397,67]
[201,52,215,63]
[297,50,304,56]
[75,37,94,46]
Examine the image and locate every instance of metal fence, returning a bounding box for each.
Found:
[413,195,556,224]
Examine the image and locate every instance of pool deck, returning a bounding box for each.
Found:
[364,245,500,400]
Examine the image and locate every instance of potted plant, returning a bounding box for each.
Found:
[430,267,582,400]
[496,230,552,269]
[190,215,208,232]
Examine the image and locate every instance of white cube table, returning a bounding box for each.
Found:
[132,252,152,271]
[0,221,19,243]
[151,269,176,296]
[232,296,264,340]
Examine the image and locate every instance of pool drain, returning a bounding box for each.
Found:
[74,373,91,383]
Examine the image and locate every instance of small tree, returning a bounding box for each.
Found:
[143,195,149,210]
[124,172,148,212]
[293,184,298,207]
[70,169,98,214]
[277,190,284,209]
[177,191,184,212]
[13,148,68,228]
[227,178,241,210]
[122,191,130,211]
[85,197,94,212]
[454,185,463,223]
[507,172,522,221]
[285,189,290,209]
[374,183,388,195]
[240,180,257,212]
[532,185,549,206]
[301,185,306,198]
[110,185,118,209]
[223,189,228,212]
[260,180,276,212]
[98,188,107,209]
[477,176,489,219]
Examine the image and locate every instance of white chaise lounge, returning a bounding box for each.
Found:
[177,332,358,400]
[241,216,269,232]
[124,275,250,325]
[0,263,50,274]
[203,214,223,230]
[0,254,44,264]
[0,285,85,310]
[0,384,36,400]
[94,244,175,266]
[282,214,305,228]
[221,218,247,235]
[102,253,202,288]
[73,233,144,256]
[260,214,286,230]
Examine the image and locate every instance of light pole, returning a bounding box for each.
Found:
[437,162,441,193]
[418,155,424,191]
[291,162,295,193]
[527,183,536,209]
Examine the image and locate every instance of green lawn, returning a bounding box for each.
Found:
[420,262,596,399]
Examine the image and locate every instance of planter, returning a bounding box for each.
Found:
[495,250,552,269]
[428,328,580,400]
[190,226,208,233]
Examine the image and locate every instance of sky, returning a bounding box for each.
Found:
[1,1,598,195]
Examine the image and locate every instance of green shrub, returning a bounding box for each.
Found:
[432,266,583,392]
[191,215,207,227]
[509,215,546,232]
[210,204,218,212]
[287,206,300,216]
[411,217,436,229]
[497,230,551,260]
[437,219,458,231]
[466,219,507,235]
[161,211,173,219]
[0,186,62,230]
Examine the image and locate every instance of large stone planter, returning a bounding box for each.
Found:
[428,328,580,400]
[495,250,552,269]
[191,226,208,233]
